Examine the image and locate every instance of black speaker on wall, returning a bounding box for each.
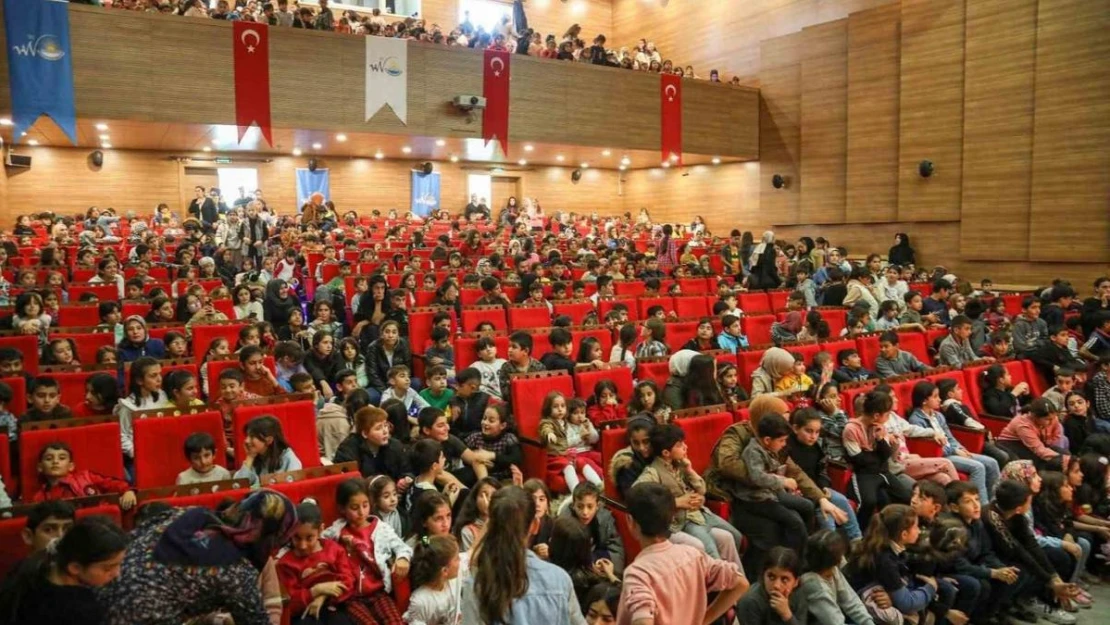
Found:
[421,162,433,175]
[308,158,318,172]
[571,169,583,184]
[771,174,786,189]
[918,160,934,178]
[90,150,104,168]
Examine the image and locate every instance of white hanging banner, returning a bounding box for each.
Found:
[365,36,408,125]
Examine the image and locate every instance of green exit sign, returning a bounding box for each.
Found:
[214,157,233,164]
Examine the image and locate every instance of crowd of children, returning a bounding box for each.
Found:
[0,208,1109,625]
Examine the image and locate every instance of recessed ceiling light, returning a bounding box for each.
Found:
[375,151,384,159]
[20,132,26,137]
[0,118,12,126]
[450,155,459,163]
[620,156,631,166]
[401,146,412,154]
[435,139,446,147]
[312,142,322,150]
[95,123,108,131]
[518,159,527,166]
[27,139,38,146]
[580,162,589,169]
[555,155,565,162]
[619,165,626,171]
[211,139,219,145]
[712,157,721,165]
[669,153,679,162]
[524,144,534,152]
[335,134,347,142]
[292,148,302,156]
[661,161,670,168]
[101,143,112,149]
[602,149,611,157]
[203,146,212,152]
[98,134,110,141]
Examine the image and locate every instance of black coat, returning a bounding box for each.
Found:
[304,349,344,390]
[332,434,412,481]
[365,338,415,391]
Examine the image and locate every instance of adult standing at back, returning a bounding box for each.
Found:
[655,224,678,274]
[888,233,915,268]
[747,231,782,290]
[461,485,585,624]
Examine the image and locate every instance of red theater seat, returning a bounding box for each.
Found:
[820,339,857,363]
[461,306,507,333]
[133,410,228,489]
[674,408,733,475]
[57,303,101,327]
[192,322,250,363]
[206,357,276,395]
[600,425,628,500]
[856,333,882,370]
[665,319,700,353]
[508,305,552,330]
[635,358,670,389]
[570,327,614,356]
[232,398,321,469]
[737,348,766,393]
[768,290,791,312]
[1022,359,1050,397]
[0,434,10,497]
[552,300,594,325]
[574,366,634,404]
[20,417,125,498]
[2,377,26,415]
[50,331,114,366]
[69,284,118,301]
[742,315,775,345]
[454,333,509,370]
[817,308,848,337]
[614,281,647,298]
[42,368,98,407]
[266,464,361,525]
[511,371,575,439]
[673,296,710,318]
[678,278,711,294]
[738,292,772,315]
[598,298,639,321]
[784,342,821,367]
[0,335,39,375]
[897,331,931,366]
[638,297,674,318]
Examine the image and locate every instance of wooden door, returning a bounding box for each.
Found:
[491,176,520,214]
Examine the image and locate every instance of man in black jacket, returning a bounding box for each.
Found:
[187,186,215,223]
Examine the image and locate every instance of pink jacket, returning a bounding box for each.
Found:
[998,413,1068,465]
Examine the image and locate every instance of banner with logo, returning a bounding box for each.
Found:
[482,49,511,157]
[233,21,273,146]
[410,170,440,218]
[661,73,683,165]
[366,36,407,124]
[3,0,76,144]
[295,168,330,209]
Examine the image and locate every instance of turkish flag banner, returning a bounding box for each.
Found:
[661,73,682,165]
[233,21,273,146]
[482,49,511,157]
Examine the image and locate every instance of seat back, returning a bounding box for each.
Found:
[0,434,10,497]
[69,284,118,301]
[738,292,772,315]
[856,333,882,370]
[552,300,594,325]
[896,331,931,366]
[574,366,634,403]
[1021,359,1050,397]
[455,333,510,371]
[674,408,733,474]
[133,410,227,489]
[817,308,848,337]
[232,397,321,469]
[461,306,508,333]
[664,319,700,353]
[510,371,574,439]
[20,418,125,497]
[820,340,858,367]
[673,296,710,318]
[192,322,250,362]
[638,297,675,318]
[42,368,98,407]
[600,425,628,500]
[57,303,101,327]
[742,315,775,345]
[635,358,670,389]
[267,465,361,525]
[598,298,639,321]
[570,327,614,357]
[0,335,39,375]
[508,305,552,331]
[2,377,26,414]
[737,348,767,393]
[614,281,646,298]
[783,342,821,367]
[51,331,114,366]
[767,290,791,312]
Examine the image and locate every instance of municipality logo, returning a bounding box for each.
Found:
[12,34,65,61]
[368,55,403,77]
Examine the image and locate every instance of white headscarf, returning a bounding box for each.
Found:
[750,230,775,264]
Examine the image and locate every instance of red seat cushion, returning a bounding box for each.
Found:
[510,373,575,439]
[552,301,594,325]
[508,305,552,331]
[676,413,733,475]
[574,366,634,403]
[133,411,228,489]
[738,292,772,315]
[461,306,508,333]
[673,296,710,318]
[742,315,775,346]
[20,420,125,498]
[232,400,321,469]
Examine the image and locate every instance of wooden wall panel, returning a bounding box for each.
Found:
[959,0,1036,260]
[0,148,623,226]
[0,6,757,160]
[610,0,894,86]
[799,20,848,224]
[619,162,763,234]
[846,4,900,223]
[897,0,964,221]
[759,33,803,225]
[1028,0,1110,262]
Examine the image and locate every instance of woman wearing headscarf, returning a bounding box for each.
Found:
[888,233,915,267]
[98,489,298,625]
[262,279,299,326]
[662,351,724,410]
[117,315,167,363]
[746,230,782,290]
[750,347,799,397]
[706,395,845,576]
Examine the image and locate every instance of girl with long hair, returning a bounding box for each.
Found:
[117,357,169,461]
[232,415,302,486]
[847,504,936,622]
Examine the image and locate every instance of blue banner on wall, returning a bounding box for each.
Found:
[295,168,330,209]
[411,171,440,218]
[4,0,76,144]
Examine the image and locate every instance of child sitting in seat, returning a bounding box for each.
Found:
[775,353,814,395]
[717,314,749,354]
[276,501,357,624]
[556,482,626,575]
[240,345,283,397]
[586,383,622,426]
[471,337,506,400]
[463,403,522,483]
[32,441,136,510]
[425,327,456,379]
[176,432,233,485]
[21,377,73,423]
[540,391,602,491]
[232,415,303,487]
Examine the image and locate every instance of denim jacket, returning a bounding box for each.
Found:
[461,551,586,625]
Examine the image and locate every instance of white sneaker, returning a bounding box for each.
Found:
[1038,604,1077,625]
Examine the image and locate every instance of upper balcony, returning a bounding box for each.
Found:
[0,5,758,164]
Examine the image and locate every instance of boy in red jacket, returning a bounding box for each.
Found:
[33,441,136,510]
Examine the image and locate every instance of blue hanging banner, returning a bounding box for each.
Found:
[295,168,330,210]
[3,0,76,144]
[410,170,440,218]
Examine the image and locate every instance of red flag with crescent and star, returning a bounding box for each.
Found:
[482,49,511,157]
[661,73,682,165]
[233,21,273,146]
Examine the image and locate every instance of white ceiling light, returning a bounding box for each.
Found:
[95,123,108,131]
[375,151,384,159]
[312,142,322,150]
[27,139,39,146]
[555,154,565,162]
[712,157,721,165]
[523,144,534,152]
[98,134,110,141]
[335,133,347,142]
[292,148,302,156]
[401,146,412,154]
[602,149,611,157]
[435,139,446,147]
[450,155,459,163]
[101,143,112,149]
[0,118,12,126]
[580,162,589,169]
[203,146,212,152]
[518,159,527,166]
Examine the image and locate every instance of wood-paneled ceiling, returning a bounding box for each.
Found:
[0,117,743,171]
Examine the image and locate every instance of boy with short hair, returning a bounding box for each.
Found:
[1012,296,1049,356]
[450,367,491,437]
[1042,368,1077,414]
[590,275,615,306]
[176,431,233,485]
[938,315,981,368]
[409,438,458,506]
[419,365,455,412]
[213,368,258,455]
[875,331,928,378]
[498,331,546,408]
[21,377,72,423]
[540,327,576,375]
[557,482,626,574]
[737,413,815,555]
[333,406,414,487]
[1080,311,1110,362]
[385,288,410,337]
[923,279,953,324]
[980,330,1014,359]
[424,326,456,378]
[240,345,283,397]
[901,291,940,327]
[21,500,75,554]
[716,314,748,354]
[418,407,490,485]
[831,349,876,383]
[33,441,136,510]
[911,480,947,526]
[1030,327,1086,385]
[617,482,748,625]
[274,341,308,392]
[471,337,506,400]
[380,365,430,415]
